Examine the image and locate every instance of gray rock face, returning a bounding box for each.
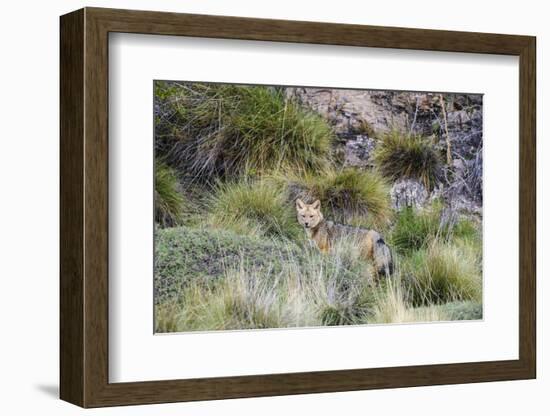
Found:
[287,87,483,214]
[343,134,376,167]
[390,179,429,210]
[288,88,411,135]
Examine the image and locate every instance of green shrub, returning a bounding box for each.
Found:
[284,168,392,228]
[155,160,184,227]
[390,205,441,253]
[155,82,334,180]
[154,224,304,304]
[389,203,480,253]
[208,179,302,240]
[402,242,482,306]
[373,130,442,189]
[453,217,481,242]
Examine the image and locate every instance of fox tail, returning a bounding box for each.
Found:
[374,238,394,277]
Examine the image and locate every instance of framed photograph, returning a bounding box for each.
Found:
[60,7,536,408]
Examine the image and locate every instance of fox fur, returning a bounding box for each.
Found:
[295,198,393,277]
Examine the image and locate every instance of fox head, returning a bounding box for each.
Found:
[295,198,324,229]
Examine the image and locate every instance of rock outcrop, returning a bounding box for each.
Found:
[390,179,429,210]
[287,87,483,214]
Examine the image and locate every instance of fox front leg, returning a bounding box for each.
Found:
[317,237,331,254]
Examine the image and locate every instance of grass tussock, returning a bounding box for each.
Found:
[389,203,480,254]
[282,168,392,228]
[389,203,482,306]
[369,281,451,324]
[155,82,334,181]
[155,160,184,227]
[402,241,482,306]
[208,179,302,241]
[373,130,442,189]
[390,204,442,253]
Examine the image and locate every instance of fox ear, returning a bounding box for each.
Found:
[312,199,321,210]
[296,198,305,210]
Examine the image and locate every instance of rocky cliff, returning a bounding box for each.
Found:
[286,87,483,215]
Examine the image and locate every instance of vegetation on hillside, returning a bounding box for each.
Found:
[155,225,481,332]
[153,81,483,332]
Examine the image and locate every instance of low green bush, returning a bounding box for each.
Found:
[373,130,442,189]
[389,203,480,253]
[154,225,303,304]
[401,242,482,306]
[389,205,441,253]
[208,179,302,240]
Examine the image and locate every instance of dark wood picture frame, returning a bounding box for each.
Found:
[60,7,536,408]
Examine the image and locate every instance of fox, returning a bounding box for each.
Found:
[295,198,393,277]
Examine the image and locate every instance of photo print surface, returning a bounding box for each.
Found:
[153,81,483,333]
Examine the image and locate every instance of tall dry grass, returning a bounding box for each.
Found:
[208,179,302,241]
[373,130,442,189]
[154,228,481,332]
[155,82,334,181]
[155,160,184,227]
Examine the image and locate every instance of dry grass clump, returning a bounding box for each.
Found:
[373,130,442,189]
[155,81,334,181]
[389,203,480,254]
[282,168,392,228]
[208,179,302,241]
[401,240,482,306]
[369,281,451,324]
[155,160,184,227]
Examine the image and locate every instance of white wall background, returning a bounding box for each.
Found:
[0,0,545,414]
